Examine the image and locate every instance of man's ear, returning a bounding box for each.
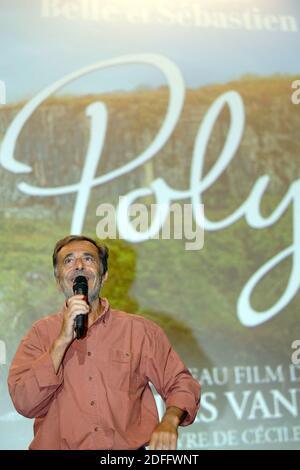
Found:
[102,271,108,285]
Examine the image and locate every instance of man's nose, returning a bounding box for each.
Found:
[74,257,83,270]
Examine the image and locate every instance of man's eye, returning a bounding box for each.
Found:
[85,256,94,262]
[64,258,73,264]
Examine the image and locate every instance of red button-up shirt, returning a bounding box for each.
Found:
[8,298,200,449]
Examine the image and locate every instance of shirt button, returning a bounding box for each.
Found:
[89,376,93,381]
[87,352,92,356]
[90,400,95,406]
[94,427,99,432]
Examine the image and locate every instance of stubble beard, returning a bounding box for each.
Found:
[59,273,102,305]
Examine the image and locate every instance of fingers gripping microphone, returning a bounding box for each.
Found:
[73,275,88,339]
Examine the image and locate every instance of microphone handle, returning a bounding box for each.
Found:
[75,314,85,339]
[74,285,88,339]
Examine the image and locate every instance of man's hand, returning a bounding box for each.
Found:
[149,406,187,450]
[149,417,178,450]
[59,294,90,345]
[50,295,89,374]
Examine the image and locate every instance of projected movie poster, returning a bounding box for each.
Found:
[0,0,300,450]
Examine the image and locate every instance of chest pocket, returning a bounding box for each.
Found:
[108,348,135,392]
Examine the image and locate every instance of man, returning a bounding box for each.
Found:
[8,235,200,450]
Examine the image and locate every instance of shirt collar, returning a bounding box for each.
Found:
[96,297,111,326]
[60,297,111,327]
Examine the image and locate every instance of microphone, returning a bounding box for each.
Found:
[73,275,88,339]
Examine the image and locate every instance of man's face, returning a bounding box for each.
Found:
[56,240,105,303]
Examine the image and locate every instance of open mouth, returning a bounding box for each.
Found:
[70,274,90,283]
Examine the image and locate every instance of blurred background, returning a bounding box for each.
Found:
[0,0,300,449]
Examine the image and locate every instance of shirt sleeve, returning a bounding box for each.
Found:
[143,325,201,426]
[7,324,64,419]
